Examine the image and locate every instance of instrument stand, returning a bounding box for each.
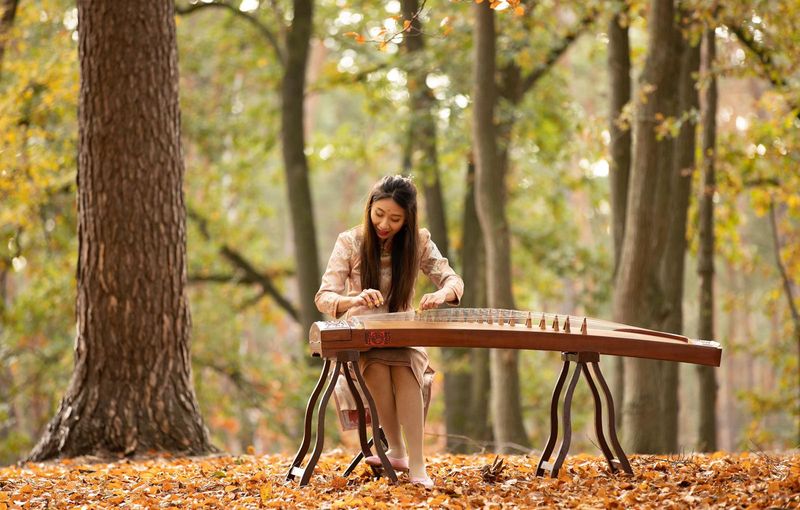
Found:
[285,350,398,486]
[536,352,633,477]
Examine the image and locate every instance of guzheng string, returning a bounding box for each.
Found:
[351,307,625,331]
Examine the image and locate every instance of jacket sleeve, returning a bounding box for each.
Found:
[315,232,354,318]
[418,229,464,305]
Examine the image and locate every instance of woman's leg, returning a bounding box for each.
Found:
[363,363,406,458]
[391,366,427,479]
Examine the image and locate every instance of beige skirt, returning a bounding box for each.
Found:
[360,347,434,419]
[359,347,432,388]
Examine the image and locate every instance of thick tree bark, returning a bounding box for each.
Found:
[281,0,322,336]
[607,4,632,429]
[696,28,718,452]
[472,1,528,452]
[660,22,701,452]
[614,0,680,454]
[28,0,214,460]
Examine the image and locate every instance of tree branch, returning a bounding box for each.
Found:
[516,8,597,99]
[768,200,800,327]
[727,22,799,120]
[175,1,286,67]
[194,356,294,437]
[187,207,300,322]
[726,22,785,88]
[743,177,781,188]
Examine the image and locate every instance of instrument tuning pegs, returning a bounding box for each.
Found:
[525,312,533,328]
[539,313,546,330]
[563,316,571,333]
[552,315,559,331]
[488,310,493,325]
[581,317,588,335]
[508,314,516,327]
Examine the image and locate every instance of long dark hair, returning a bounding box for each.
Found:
[360,175,419,312]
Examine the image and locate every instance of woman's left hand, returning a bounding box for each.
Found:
[419,289,450,310]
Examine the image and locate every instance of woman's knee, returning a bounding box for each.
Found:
[363,363,391,385]
[389,366,418,388]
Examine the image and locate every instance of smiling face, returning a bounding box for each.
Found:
[370,197,406,242]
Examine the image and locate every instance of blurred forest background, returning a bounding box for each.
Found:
[1,0,799,466]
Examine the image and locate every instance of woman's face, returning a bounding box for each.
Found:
[370,197,406,242]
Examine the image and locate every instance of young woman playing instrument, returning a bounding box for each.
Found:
[315,175,464,488]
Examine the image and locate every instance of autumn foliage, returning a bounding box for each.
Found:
[1,451,798,508]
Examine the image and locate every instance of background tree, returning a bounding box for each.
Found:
[472,0,528,451]
[614,0,681,454]
[697,26,718,452]
[28,0,213,460]
[659,8,702,453]
[607,1,632,424]
[282,0,322,336]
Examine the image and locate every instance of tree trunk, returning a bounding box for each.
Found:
[0,268,17,465]
[452,158,491,451]
[472,1,528,452]
[696,27,718,452]
[614,0,680,454]
[660,21,701,452]
[28,0,214,460]
[401,0,448,259]
[282,0,321,337]
[767,202,800,444]
[0,0,19,79]
[398,0,467,452]
[607,4,632,429]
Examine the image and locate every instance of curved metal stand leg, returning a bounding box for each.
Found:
[299,361,343,486]
[581,364,616,470]
[286,359,331,482]
[536,359,571,477]
[590,361,633,475]
[551,362,582,477]
[342,355,374,477]
[353,363,398,482]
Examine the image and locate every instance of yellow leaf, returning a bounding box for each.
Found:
[514,5,525,15]
[260,485,272,504]
[403,20,412,31]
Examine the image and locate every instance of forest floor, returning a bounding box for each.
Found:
[0,450,798,508]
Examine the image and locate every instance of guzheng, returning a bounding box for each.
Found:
[309,308,722,367]
[288,307,722,487]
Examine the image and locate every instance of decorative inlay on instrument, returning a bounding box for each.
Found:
[287,307,722,487]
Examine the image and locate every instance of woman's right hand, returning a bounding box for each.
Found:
[353,288,384,309]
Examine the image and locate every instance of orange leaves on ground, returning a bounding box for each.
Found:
[0,452,798,508]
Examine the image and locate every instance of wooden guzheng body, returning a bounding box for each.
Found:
[309,308,721,366]
[288,308,722,486]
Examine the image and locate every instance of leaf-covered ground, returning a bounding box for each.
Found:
[1,451,798,508]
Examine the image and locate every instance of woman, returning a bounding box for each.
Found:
[315,175,464,488]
